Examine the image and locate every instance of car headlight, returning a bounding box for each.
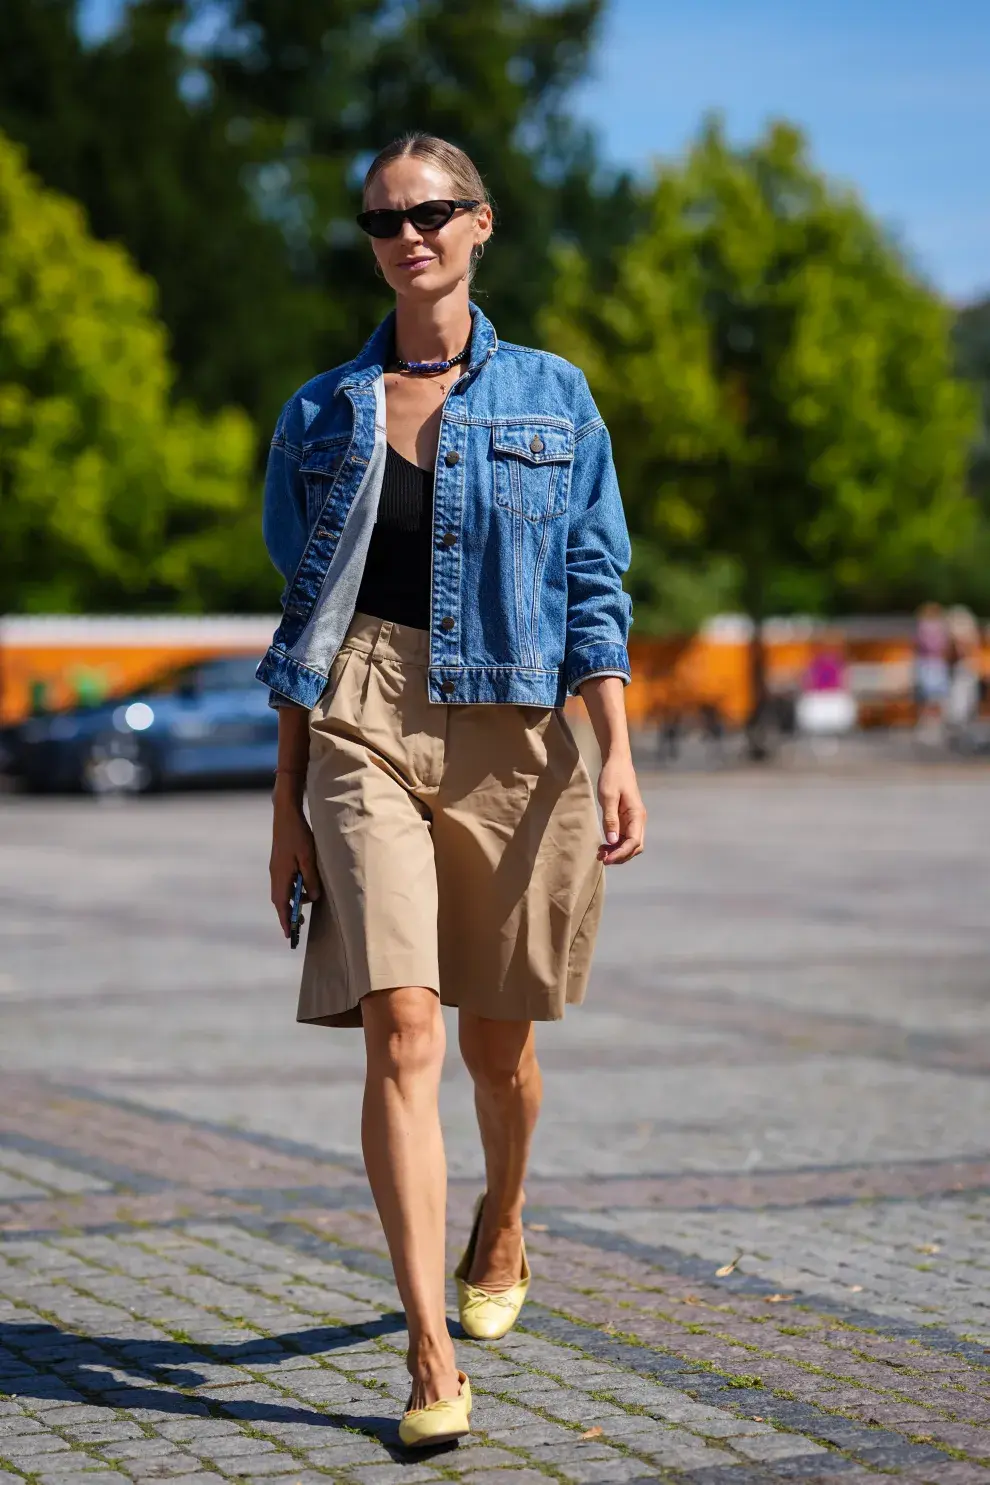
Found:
[114,702,155,732]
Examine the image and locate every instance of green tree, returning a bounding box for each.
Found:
[0,129,267,614]
[0,0,323,433]
[542,119,979,643]
[1,0,638,441]
[195,0,640,356]
[910,296,990,614]
[955,296,990,504]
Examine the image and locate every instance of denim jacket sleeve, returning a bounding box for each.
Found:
[563,376,633,695]
[262,400,309,592]
[261,400,309,708]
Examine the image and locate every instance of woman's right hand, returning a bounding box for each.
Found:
[270,793,321,938]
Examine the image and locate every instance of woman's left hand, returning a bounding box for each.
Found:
[597,753,646,865]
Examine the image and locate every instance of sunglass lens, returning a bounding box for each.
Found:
[409,201,454,231]
[358,210,403,238]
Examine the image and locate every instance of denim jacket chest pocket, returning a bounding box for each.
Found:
[492,422,574,522]
[299,436,351,525]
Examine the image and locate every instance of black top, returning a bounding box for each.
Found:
[355,443,434,630]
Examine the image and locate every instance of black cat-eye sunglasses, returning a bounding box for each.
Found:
[356,198,480,239]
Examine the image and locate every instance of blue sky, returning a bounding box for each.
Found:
[80,0,990,303]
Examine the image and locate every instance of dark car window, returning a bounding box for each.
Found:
[143,656,261,697]
[188,657,262,692]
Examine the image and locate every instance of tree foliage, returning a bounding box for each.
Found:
[955,296,990,505]
[0,130,265,613]
[0,0,638,442]
[195,0,640,359]
[0,0,321,432]
[542,119,979,629]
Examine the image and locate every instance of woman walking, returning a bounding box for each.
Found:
[259,134,645,1447]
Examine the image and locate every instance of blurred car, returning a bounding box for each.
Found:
[10,655,277,795]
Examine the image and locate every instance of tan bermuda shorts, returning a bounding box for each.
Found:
[299,613,605,1028]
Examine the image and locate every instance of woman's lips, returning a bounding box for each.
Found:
[397,257,434,272]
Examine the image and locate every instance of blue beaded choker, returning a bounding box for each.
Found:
[394,339,471,375]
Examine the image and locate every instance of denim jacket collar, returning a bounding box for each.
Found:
[336,301,498,393]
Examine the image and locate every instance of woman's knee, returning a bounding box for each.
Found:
[364,986,446,1080]
[459,1015,536,1095]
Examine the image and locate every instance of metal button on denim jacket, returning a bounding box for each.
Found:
[256,304,633,709]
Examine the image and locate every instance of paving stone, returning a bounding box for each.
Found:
[441,1445,522,1469]
[348,1466,445,1484]
[636,1438,738,1468]
[0,1433,73,1456]
[455,1474,549,1485]
[100,1440,198,1465]
[484,1422,577,1446]
[0,1416,49,1437]
[128,1477,228,1485]
[38,1476,132,1485]
[691,1417,777,1437]
[302,1440,394,1467]
[218,1464,306,1480]
[155,1420,252,1443]
[26,1459,110,1478]
[536,1393,627,1424]
[228,1477,327,1485]
[731,1432,831,1461]
[556,1462,661,1485]
[29,1405,117,1428]
[191,1437,284,1460]
[61,1423,147,1443]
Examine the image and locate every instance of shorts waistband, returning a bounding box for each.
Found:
[340,612,431,667]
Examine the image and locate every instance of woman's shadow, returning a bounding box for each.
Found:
[1,1314,457,1459]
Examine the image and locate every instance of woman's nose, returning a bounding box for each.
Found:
[397,219,424,247]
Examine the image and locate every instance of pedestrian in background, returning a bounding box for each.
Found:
[258,134,645,1447]
[796,631,856,742]
[914,601,950,742]
[945,605,981,743]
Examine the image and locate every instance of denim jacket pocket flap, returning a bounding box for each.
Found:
[493,424,574,465]
[300,437,350,525]
[299,436,350,477]
[493,423,573,521]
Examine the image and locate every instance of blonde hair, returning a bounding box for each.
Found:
[362,133,490,209]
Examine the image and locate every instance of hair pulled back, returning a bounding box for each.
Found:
[362,133,490,211]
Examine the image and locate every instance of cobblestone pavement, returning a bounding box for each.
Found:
[1,772,989,1484]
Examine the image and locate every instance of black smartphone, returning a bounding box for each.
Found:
[289,870,304,950]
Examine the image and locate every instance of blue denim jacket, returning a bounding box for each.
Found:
[257,305,632,709]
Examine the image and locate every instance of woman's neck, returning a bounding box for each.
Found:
[393,294,473,367]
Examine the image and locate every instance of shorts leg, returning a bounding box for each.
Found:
[298,644,440,1028]
[433,706,603,1022]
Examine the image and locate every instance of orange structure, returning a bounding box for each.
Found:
[1,613,987,730]
[0,616,276,726]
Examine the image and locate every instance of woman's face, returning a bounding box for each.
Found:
[365,157,492,301]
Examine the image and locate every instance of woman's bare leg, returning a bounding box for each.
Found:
[458,1015,542,1289]
[362,986,459,1406]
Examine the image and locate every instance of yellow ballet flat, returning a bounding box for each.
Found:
[455,1195,531,1342]
[398,1371,471,1448]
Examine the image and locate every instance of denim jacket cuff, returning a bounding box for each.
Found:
[267,689,307,711]
[565,642,632,695]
